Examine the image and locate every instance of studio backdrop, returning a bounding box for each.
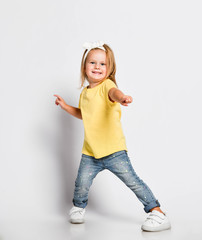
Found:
[0,0,202,222]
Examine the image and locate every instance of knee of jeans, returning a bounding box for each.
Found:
[126,179,144,190]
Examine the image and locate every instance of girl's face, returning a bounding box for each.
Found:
[85,49,107,87]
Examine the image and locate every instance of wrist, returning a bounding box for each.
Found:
[62,103,68,111]
[117,94,125,103]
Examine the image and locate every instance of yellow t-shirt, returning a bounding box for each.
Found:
[79,79,127,159]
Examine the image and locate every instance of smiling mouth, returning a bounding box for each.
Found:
[92,71,102,74]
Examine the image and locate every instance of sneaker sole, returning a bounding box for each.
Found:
[141,222,171,232]
[70,219,85,224]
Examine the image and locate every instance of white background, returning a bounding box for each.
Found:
[0,0,202,239]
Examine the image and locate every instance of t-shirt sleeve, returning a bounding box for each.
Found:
[103,79,118,106]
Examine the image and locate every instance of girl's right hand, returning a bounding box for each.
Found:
[54,94,67,110]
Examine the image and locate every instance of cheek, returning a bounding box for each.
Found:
[85,65,91,73]
[103,67,107,75]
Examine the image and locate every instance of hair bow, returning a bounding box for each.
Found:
[83,41,105,52]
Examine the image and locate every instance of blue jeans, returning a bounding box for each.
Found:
[73,150,160,213]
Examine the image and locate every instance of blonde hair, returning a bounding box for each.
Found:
[80,44,117,88]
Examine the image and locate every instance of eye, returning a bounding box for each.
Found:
[101,63,106,66]
[90,62,95,64]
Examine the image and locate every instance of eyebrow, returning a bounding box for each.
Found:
[88,59,106,62]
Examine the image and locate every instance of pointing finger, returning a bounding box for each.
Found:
[54,94,60,99]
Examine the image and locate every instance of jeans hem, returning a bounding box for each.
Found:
[73,201,87,209]
[144,200,160,213]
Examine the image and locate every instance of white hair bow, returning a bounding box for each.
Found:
[83,41,105,52]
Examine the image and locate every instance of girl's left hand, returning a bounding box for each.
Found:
[120,95,133,106]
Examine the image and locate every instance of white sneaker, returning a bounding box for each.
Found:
[69,206,85,224]
[141,210,171,232]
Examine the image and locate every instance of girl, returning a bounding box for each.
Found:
[54,41,171,232]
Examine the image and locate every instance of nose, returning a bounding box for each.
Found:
[95,63,100,69]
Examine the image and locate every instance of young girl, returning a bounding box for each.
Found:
[54,41,171,232]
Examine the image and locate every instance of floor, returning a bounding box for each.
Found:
[1,209,202,240]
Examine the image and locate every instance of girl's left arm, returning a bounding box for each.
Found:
[108,88,133,106]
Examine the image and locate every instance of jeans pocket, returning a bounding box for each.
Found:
[112,150,127,158]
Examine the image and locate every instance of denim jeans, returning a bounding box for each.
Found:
[73,150,160,213]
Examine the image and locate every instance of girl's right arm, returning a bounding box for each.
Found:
[54,94,82,120]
